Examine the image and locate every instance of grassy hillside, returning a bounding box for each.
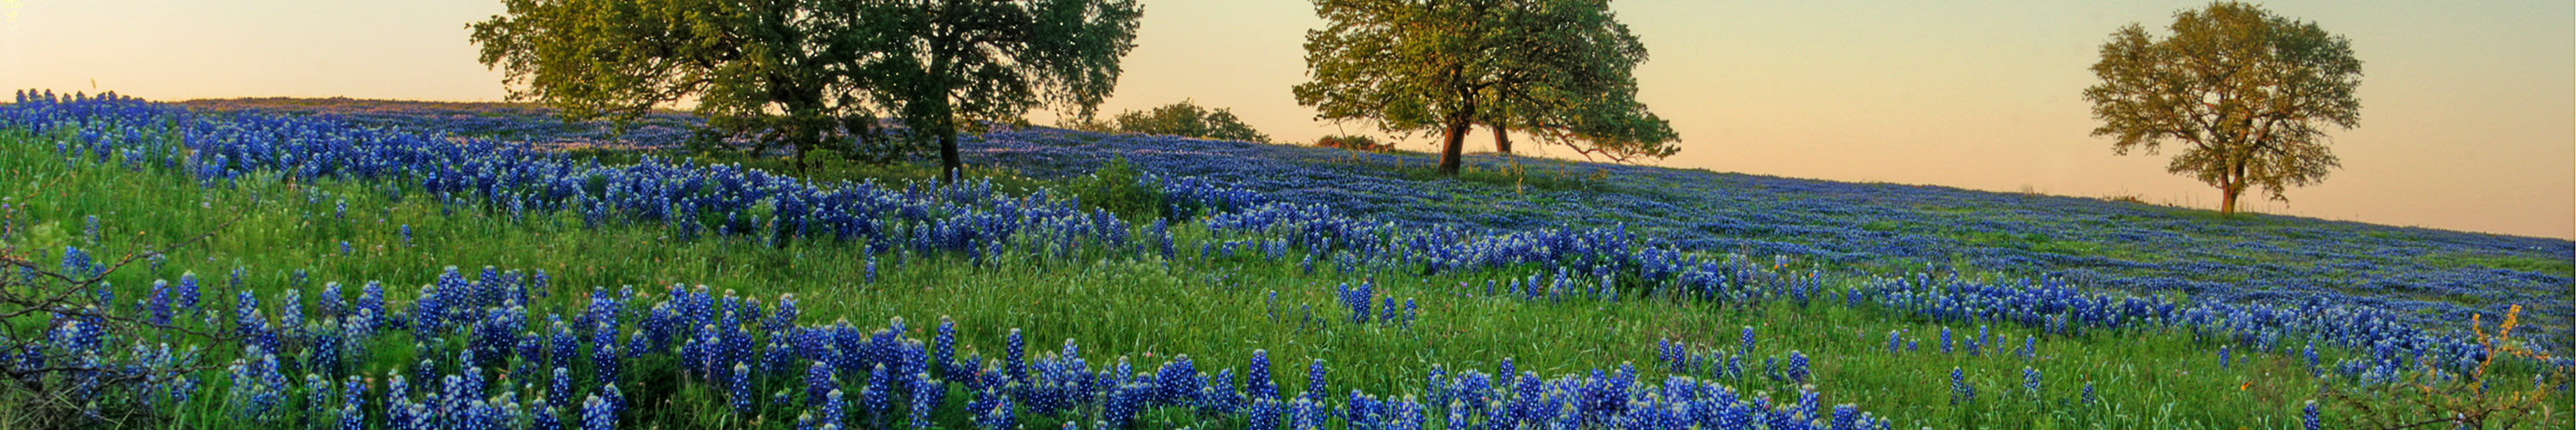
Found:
[3,94,2564,428]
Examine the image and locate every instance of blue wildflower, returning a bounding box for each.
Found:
[581,395,615,430]
[2302,399,2320,430]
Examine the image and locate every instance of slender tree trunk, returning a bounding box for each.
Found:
[2220,159,2249,215]
[2219,184,2243,215]
[930,48,963,184]
[1437,120,1472,176]
[794,142,811,173]
[1492,124,1512,154]
[939,117,962,183]
[791,121,813,174]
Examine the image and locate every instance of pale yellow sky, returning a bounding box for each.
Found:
[3,1,2570,239]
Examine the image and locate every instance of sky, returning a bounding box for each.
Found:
[3,1,2571,239]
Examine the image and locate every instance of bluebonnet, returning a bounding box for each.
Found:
[604,384,627,421]
[60,245,90,279]
[581,395,615,430]
[594,341,619,387]
[860,365,886,424]
[1380,296,1399,324]
[1950,367,1972,404]
[1006,329,1028,383]
[933,318,957,379]
[2304,341,2319,374]
[147,280,173,326]
[805,361,837,407]
[1289,396,1322,430]
[981,393,1015,430]
[1741,326,1757,355]
[910,374,942,429]
[1402,299,1418,329]
[532,401,562,430]
[1787,350,1809,384]
[1247,397,1283,430]
[1247,349,1277,402]
[825,387,852,429]
[1305,359,1328,403]
[2301,399,2320,430]
[1340,282,1374,324]
[730,361,753,414]
[2219,344,2232,369]
[2023,367,2042,400]
[1154,354,1199,406]
[1967,325,1985,357]
[306,373,331,423]
[178,271,201,311]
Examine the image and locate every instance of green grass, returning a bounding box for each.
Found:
[0,128,2563,429]
[2421,252,2576,278]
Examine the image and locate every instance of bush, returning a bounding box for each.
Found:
[1315,135,1394,153]
[1064,157,1164,221]
[1106,100,1270,143]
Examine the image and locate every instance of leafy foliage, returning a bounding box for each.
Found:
[470,0,897,170]
[1057,100,1272,143]
[470,0,1145,176]
[1063,157,1165,221]
[1314,135,1394,153]
[1294,0,1677,176]
[864,0,1145,179]
[2083,1,2362,214]
[1108,100,1270,143]
[2324,306,2568,429]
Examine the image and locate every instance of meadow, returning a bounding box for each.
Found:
[0,92,2566,429]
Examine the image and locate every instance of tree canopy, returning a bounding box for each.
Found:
[1294,0,1676,176]
[863,0,1143,179]
[2084,1,2361,215]
[471,0,1141,177]
[1063,100,1270,143]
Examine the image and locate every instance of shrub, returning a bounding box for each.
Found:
[1315,135,1393,153]
[1064,157,1164,221]
[1107,100,1270,143]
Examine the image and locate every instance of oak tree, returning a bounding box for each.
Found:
[861,0,1142,179]
[471,0,890,172]
[1107,100,1270,143]
[471,0,1141,178]
[1295,0,1675,176]
[2084,1,2361,214]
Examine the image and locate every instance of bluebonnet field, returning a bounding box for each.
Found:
[0,91,2567,428]
[177,98,702,151]
[960,128,2574,342]
[179,97,2576,341]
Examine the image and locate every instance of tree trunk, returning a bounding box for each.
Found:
[1492,124,1512,154]
[2220,160,2249,215]
[791,122,812,174]
[794,144,811,173]
[1437,120,1472,176]
[2219,185,2243,215]
[939,119,962,183]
